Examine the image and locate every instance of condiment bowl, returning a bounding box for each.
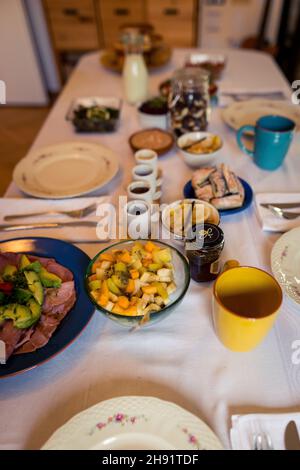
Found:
[138,110,168,130]
[177,132,223,168]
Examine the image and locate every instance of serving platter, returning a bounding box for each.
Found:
[0,237,94,378]
[42,396,223,450]
[183,178,253,216]
[100,45,172,73]
[221,99,300,132]
[271,227,300,306]
[13,142,119,199]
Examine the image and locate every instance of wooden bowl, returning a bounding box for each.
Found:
[129,128,174,155]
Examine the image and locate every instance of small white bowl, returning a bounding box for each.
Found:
[177,132,223,168]
[161,199,220,246]
[138,110,168,130]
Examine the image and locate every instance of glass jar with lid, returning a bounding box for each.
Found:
[168,67,210,137]
[185,223,224,283]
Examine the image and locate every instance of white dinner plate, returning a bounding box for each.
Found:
[13,141,119,199]
[221,99,300,132]
[42,396,223,450]
[271,227,300,305]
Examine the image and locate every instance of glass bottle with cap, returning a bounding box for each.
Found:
[122,32,149,105]
[185,223,224,283]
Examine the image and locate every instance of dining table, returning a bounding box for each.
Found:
[1,48,300,450]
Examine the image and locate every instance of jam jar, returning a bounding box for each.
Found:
[168,67,210,137]
[185,223,224,283]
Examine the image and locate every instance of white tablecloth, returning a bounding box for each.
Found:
[1,49,300,450]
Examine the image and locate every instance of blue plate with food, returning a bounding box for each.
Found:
[0,237,94,378]
[183,164,253,215]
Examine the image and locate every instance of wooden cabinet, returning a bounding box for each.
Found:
[97,0,146,47]
[43,0,99,51]
[43,0,198,62]
[146,0,196,47]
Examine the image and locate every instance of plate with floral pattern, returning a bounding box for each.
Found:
[271,227,300,305]
[42,396,223,450]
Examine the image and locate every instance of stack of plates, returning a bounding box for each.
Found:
[13,141,119,199]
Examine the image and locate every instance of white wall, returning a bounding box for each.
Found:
[0,0,48,105]
[198,0,283,49]
[25,0,61,94]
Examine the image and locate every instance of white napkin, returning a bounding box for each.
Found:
[255,193,300,232]
[218,86,288,108]
[0,197,110,242]
[230,413,300,450]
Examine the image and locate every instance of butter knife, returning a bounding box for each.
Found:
[0,221,97,232]
[260,203,300,210]
[284,420,300,450]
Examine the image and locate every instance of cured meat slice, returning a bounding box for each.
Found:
[15,281,76,354]
[46,262,73,282]
[14,326,35,350]
[0,320,22,359]
[28,255,55,267]
[0,253,56,271]
[43,281,75,311]
[0,253,77,359]
[0,253,21,271]
[15,289,76,354]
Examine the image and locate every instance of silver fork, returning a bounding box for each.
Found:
[4,202,98,222]
[253,432,273,450]
[267,205,300,220]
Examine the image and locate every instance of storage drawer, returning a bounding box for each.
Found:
[98,0,145,47]
[44,0,99,51]
[146,0,196,47]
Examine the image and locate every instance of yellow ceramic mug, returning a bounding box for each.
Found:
[212,265,282,352]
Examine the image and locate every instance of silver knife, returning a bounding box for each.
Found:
[260,203,300,210]
[0,221,97,232]
[284,420,300,450]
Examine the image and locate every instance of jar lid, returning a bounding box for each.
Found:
[186,223,224,250]
[172,67,209,88]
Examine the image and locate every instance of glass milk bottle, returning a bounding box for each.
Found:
[123,34,148,105]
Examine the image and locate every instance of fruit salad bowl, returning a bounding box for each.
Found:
[85,240,190,328]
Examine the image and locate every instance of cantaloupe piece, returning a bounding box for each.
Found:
[126,279,135,294]
[100,253,114,262]
[142,285,157,295]
[145,241,156,253]
[117,296,130,309]
[119,251,131,264]
[130,269,139,280]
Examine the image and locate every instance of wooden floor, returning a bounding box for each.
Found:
[0,107,50,195]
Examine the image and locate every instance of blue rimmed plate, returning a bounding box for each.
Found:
[183,178,253,216]
[0,237,94,378]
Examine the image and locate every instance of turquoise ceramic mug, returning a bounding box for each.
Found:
[237,115,295,170]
